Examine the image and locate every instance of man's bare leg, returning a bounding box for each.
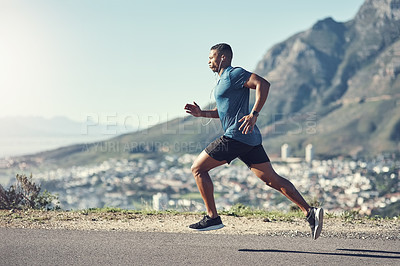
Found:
[250,162,310,215]
[191,151,226,218]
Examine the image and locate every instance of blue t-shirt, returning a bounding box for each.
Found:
[214,66,262,146]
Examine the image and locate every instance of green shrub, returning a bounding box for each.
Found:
[0,174,59,210]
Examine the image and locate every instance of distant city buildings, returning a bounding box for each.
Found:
[280,143,313,163]
[281,143,290,160]
[305,144,314,163]
[2,146,399,216]
[153,192,169,211]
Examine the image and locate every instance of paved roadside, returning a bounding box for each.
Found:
[1,228,399,265]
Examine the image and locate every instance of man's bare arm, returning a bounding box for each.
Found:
[238,74,270,134]
[184,102,219,118]
[244,73,270,113]
[201,107,219,118]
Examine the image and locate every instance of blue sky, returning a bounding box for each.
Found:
[0,0,364,129]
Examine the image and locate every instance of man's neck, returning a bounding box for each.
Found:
[218,65,231,76]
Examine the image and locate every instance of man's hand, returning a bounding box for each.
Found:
[184,101,202,117]
[238,114,257,134]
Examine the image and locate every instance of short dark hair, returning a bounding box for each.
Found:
[210,43,233,59]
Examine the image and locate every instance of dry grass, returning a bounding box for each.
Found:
[0,208,399,240]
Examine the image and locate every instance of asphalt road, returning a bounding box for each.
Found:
[1,228,399,265]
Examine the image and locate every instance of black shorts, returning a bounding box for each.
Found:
[205,136,270,168]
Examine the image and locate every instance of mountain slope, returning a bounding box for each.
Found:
[255,17,348,116]
[253,0,400,157]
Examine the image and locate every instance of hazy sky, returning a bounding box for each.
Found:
[0,0,364,129]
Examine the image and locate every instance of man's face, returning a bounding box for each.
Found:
[208,49,221,73]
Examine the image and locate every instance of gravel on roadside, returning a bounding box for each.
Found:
[1,210,399,240]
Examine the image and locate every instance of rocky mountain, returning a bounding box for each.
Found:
[12,0,400,167]
[253,0,400,157]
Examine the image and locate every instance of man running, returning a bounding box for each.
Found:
[184,43,323,240]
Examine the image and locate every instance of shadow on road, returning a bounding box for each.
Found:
[238,248,400,259]
[336,248,400,255]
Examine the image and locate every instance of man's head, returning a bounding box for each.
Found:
[208,43,233,73]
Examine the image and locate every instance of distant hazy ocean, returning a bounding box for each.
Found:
[0,136,108,157]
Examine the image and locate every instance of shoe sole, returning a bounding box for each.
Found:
[191,224,225,231]
[313,208,324,240]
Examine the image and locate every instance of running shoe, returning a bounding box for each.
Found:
[307,207,324,240]
[189,215,224,231]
